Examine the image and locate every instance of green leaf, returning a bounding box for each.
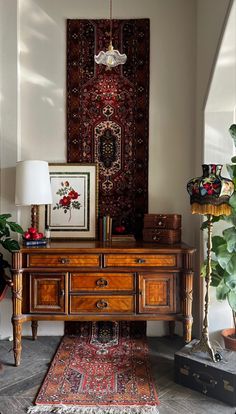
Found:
[7,221,24,234]
[0,219,7,231]
[214,244,231,269]
[226,164,236,181]
[0,226,9,237]
[216,279,230,300]
[231,156,236,163]
[229,124,236,147]
[225,275,236,291]
[1,238,20,252]
[229,192,236,211]
[228,291,236,312]
[211,264,225,287]
[4,227,10,237]
[223,227,236,253]
[226,253,236,277]
[0,214,11,220]
[211,236,226,253]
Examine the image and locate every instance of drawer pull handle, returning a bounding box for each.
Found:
[152,236,160,241]
[136,258,145,264]
[60,289,65,296]
[59,258,70,264]
[96,300,108,309]
[96,278,108,287]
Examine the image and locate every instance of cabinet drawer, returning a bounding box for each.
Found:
[70,295,134,314]
[27,254,100,268]
[104,254,176,267]
[70,273,135,292]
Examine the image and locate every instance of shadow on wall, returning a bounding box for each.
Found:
[19,0,66,160]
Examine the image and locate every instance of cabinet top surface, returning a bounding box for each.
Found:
[15,240,196,254]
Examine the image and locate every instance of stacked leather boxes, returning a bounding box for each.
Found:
[143,214,181,244]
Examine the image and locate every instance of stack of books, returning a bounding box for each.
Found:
[22,238,47,246]
[99,215,112,242]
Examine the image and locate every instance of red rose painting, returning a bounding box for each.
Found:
[53,181,81,221]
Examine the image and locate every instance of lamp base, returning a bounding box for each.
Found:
[191,331,216,362]
[31,204,39,230]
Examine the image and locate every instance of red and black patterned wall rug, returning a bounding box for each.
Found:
[67,19,150,238]
[27,322,159,414]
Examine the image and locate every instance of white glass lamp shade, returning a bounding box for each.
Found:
[15,160,52,206]
[95,43,127,68]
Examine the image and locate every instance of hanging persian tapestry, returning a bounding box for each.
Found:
[67,19,149,236]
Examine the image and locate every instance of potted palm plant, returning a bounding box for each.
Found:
[202,124,236,350]
[0,213,24,299]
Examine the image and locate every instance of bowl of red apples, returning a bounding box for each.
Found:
[23,227,45,240]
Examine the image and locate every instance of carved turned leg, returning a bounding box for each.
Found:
[31,321,38,340]
[12,318,22,367]
[11,252,23,367]
[182,270,194,343]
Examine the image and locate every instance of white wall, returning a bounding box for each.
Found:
[192,0,232,337]
[18,0,197,338]
[0,0,232,339]
[0,0,19,339]
[204,0,236,345]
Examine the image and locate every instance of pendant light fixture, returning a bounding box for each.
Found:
[94,0,127,69]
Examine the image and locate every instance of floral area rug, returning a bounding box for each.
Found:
[27,322,159,414]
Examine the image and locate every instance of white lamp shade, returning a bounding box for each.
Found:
[15,160,52,206]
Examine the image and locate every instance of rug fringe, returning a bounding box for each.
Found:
[27,404,159,414]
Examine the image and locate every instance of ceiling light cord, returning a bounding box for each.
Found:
[94,0,127,68]
[110,0,113,45]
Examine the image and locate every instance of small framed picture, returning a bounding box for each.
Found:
[46,164,98,239]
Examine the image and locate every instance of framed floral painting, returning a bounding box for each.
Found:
[46,164,98,239]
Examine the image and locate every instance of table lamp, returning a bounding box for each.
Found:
[187,164,234,362]
[15,160,52,230]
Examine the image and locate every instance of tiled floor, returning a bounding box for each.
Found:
[0,335,235,414]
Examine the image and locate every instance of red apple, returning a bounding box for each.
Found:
[23,231,31,240]
[32,233,41,240]
[115,225,126,234]
[28,227,37,234]
[37,232,44,239]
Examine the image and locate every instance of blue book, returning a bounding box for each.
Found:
[23,239,47,246]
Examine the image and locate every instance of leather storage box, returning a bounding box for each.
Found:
[143,228,181,244]
[143,214,182,244]
[144,214,181,230]
[175,340,236,407]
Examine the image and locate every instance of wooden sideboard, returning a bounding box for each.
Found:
[11,240,195,366]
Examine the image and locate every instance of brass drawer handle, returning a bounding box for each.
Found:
[96,299,108,309]
[58,258,70,264]
[136,258,145,264]
[154,220,164,227]
[152,236,160,241]
[96,278,109,288]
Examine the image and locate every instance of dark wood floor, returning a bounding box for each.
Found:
[0,335,235,414]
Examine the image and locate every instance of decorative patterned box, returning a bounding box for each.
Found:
[143,214,181,244]
[175,340,236,406]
